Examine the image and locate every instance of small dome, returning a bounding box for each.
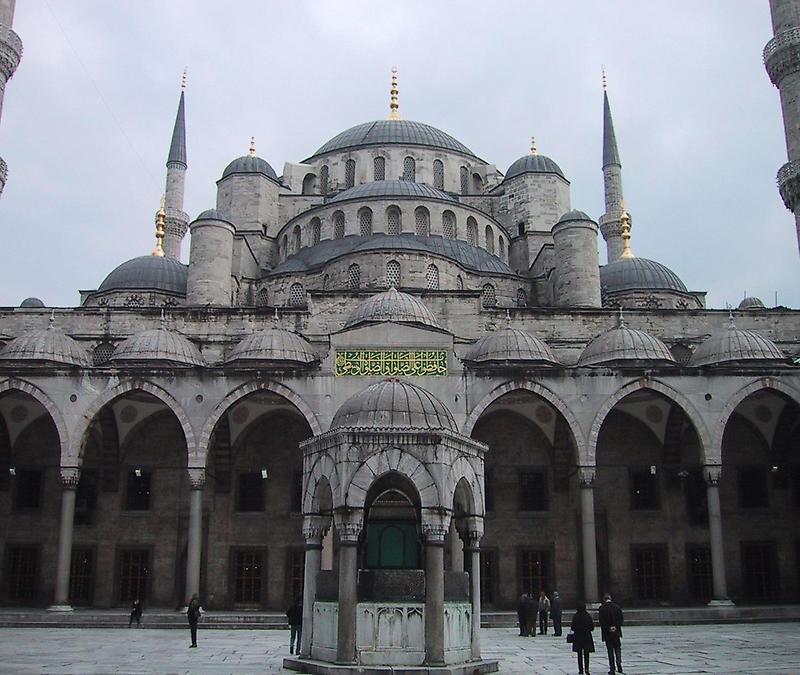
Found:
[738,296,765,310]
[466,328,560,367]
[505,154,565,181]
[690,323,786,367]
[600,257,688,294]
[98,256,188,295]
[331,379,456,431]
[343,288,441,331]
[0,323,91,367]
[195,208,226,221]
[19,297,45,308]
[327,180,456,204]
[109,327,205,367]
[225,328,318,365]
[556,210,594,225]
[221,155,278,182]
[578,322,676,367]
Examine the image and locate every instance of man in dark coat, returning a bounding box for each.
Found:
[187,594,201,648]
[523,593,537,637]
[516,594,527,636]
[598,592,624,673]
[287,598,303,655]
[550,591,563,636]
[128,598,142,627]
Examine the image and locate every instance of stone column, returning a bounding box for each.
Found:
[705,465,733,605]
[578,466,599,604]
[300,516,329,658]
[465,523,484,662]
[336,512,363,664]
[50,467,80,611]
[185,468,205,605]
[423,519,448,666]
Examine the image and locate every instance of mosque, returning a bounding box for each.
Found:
[0,0,800,668]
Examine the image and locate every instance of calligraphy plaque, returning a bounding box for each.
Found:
[335,350,448,377]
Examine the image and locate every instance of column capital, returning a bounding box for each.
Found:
[422,511,451,543]
[578,465,596,487]
[334,508,364,544]
[704,464,723,486]
[188,467,206,490]
[59,467,80,489]
[302,515,330,544]
[465,515,484,541]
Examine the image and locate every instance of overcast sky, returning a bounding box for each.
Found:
[0,0,796,309]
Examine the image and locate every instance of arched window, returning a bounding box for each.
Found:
[374,156,385,181]
[293,224,302,253]
[345,159,356,189]
[282,234,288,258]
[359,207,373,236]
[460,166,469,194]
[442,210,456,239]
[485,225,495,254]
[433,159,444,190]
[403,156,416,181]
[289,283,305,306]
[466,217,478,246]
[518,222,525,237]
[347,263,360,289]
[320,165,329,195]
[414,206,430,236]
[302,173,316,195]
[498,235,505,260]
[333,211,345,239]
[426,264,439,290]
[386,206,401,235]
[516,288,527,307]
[386,260,401,288]
[472,172,483,193]
[456,275,464,290]
[311,217,321,245]
[482,284,496,307]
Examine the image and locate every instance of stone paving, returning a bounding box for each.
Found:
[0,623,796,674]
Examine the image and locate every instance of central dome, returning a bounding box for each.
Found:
[98,256,188,295]
[309,120,476,159]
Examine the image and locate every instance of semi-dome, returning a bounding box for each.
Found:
[690,323,786,367]
[98,256,188,295]
[738,296,766,310]
[221,154,278,182]
[0,322,91,367]
[578,322,676,367]
[343,287,441,331]
[19,297,45,308]
[109,327,205,367]
[466,327,560,367]
[327,180,456,204]
[225,328,318,365]
[505,154,565,181]
[331,379,456,431]
[600,257,688,294]
[309,120,476,159]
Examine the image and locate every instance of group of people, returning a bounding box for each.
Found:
[569,594,625,675]
[127,594,203,648]
[516,590,563,637]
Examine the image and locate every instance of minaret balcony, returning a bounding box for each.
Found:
[0,156,7,196]
[777,160,800,210]
[764,27,800,85]
[0,23,22,81]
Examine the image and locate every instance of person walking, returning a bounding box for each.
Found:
[598,592,624,674]
[550,591,563,636]
[128,598,142,628]
[516,593,527,636]
[286,598,303,655]
[538,590,551,635]
[187,594,201,648]
[569,601,595,675]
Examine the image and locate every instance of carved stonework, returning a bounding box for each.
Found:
[422,521,449,543]
[578,465,596,487]
[188,468,206,490]
[705,465,723,486]
[303,515,330,543]
[764,27,800,86]
[335,509,364,543]
[60,467,80,489]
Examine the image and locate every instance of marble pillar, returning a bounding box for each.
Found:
[466,530,482,661]
[705,465,733,605]
[423,521,447,666]
[336,516,362,664]
[185,468,205,605]
[579,466,599,604]
[300,516,328,658]
[50,467,80,610]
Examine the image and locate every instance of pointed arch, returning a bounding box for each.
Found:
[303,451,341,514]
[445,455,484,516]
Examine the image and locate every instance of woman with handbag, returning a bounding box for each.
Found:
[569,601,595,675]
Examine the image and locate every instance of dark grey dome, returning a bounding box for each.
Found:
[221,155,278,181]
[19,297,45,308]
[557,210,594,224]
[98,256,188,295]
[578,323,676,367]
[466,328,560,367]
[344,287,441,330]
[328,180,456,204]
[331,379,456,431]
[310,120,475,159]
[0,322,91,367]
[270,234,514,277]
[738,296,765,310]
[109,327,205,367]
[226,328,318,365]
[505,154,565,181]
[600,257,688,293]
[690,323,786,367]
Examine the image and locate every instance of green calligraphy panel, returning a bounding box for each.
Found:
[335,350,447,377]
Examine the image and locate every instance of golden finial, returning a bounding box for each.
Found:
[530,136,537,156]
[602,66,607,92]
[181,68,188,91]
[619,201,634,260]
[388,67,400,121]
[153,196,166,257]
[249,136,256,157]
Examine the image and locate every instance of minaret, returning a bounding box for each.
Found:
[598,70,627,262]
[0,0,22,197]
[158,71,189,259]
[764,0,800,253]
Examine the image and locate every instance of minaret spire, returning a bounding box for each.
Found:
[598,69,627,262]
[388,67,400,121]
[167,69,187,168]
[0,0,22,197]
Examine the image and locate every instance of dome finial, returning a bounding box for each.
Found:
[505,308,512,327]
[728,307,736,329]
[249,136,256,157]
[160,308,167,329]
[152,196,166,257]
[181,67,187,91]
[530,136,537,156]
[388,67,400,121]
[619,200,634,260]
[48,309,56,330]
[617,306,626,328]
[273,305,279,325]
[602,65,607,92]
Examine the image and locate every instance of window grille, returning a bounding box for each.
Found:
[359,207,373,236]
[387,207,401,235]
[485,225,495,254]
[403,156,416,181]
[288,283,305,306]
[345,159,356,188]
[293,225,301,253]
[442,211,456,239]
[433,159,444,189]
[124,294,144,308]
[311,218,321,245]
[632,546,669,602]
[467,217,478,246]
[233,550,263,604]
[347,264,360,289]
[93,342,115,365]
[333,212,345,239]
[386,260,401,288]
[255,288,269,306]
[118,549,149,603]
[482,284,496,307]
[460,166,469,194]
[426,264,439,290]
[519,549,550,597]
[415,207,430,236]
[374,156,385,181]
[516,288,527,307]
[320,165,329,195]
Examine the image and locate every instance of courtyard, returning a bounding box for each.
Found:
[0,622,795,674]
